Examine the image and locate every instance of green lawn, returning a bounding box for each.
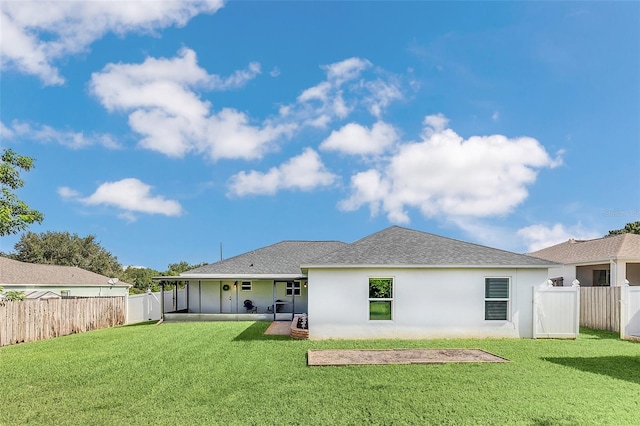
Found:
[1,322,639,425]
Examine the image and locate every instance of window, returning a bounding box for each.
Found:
[593,270,610,286]
[60,290,70,298]
[369,278,393,321]
[485,277,510,321]
[286,281,301,296]
[241,281,252,291]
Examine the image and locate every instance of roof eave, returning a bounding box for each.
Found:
[300,263,559,269]
[154,273,307,281]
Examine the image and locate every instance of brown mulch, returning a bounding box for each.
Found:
[307,348,509,366]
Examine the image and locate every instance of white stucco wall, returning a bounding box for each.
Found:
[307,267,548,340]
[1,284,129,297]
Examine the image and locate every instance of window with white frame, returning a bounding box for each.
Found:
[369,278,393,321]
[484,277,510,321]
[241,281,252,291]
[286,281,300,296]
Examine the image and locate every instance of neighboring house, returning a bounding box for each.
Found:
[164,226,559,339]
[528,233,640,287]
[0,257,131,297]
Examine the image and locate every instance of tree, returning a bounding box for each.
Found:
[11,231,123,278]
[0,148,44,236]
[122,266,161,293]
[165,261,208,276]
[608,221,640,236]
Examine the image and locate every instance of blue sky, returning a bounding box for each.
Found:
[1,1,639,270]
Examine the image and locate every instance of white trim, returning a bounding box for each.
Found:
[160,273,306,280]
[368,277,394,322]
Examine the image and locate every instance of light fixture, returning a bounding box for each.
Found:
[571,279,580,287]
[546,279,553,287]
[303,281,307,288]
[233,281,237,289]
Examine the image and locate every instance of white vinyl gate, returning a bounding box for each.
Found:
[621,286,640,340]
[533,285,580,339]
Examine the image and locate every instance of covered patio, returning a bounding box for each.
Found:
[157,275,308,322]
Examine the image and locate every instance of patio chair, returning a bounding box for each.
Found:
[243,299,258,313]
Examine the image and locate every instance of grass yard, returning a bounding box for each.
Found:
[1,322,639,425]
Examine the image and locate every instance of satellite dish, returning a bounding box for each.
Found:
[108,278,119,285]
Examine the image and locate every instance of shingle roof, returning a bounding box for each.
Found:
[0,257,130,286]
[304,226,558,267]
[527,233,640,263]
[184,241,348,275]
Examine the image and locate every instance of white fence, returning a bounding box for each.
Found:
[533,285,580,339]
[126,288,187,324]
[621,286,640,340]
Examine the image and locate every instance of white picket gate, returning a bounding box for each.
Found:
[620,286,640,340]
[533,285,580,339]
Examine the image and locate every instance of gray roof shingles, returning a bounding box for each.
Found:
[184,241,348,275]
[305,226,558,267]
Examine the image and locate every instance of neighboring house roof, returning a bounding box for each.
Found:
[528,233,640,264]
[0,257,130,287]
[303,226,558,268]
[179,241,348,279]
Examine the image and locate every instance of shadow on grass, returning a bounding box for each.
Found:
[544,356,640,384]
[121,320,158,327]
[233,322,292,341]
[579,328,621,340]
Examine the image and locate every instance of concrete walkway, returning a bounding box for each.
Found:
[264,321,291,336]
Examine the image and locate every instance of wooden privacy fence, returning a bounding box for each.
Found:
[0,297,125,347]
[580,286,620,332]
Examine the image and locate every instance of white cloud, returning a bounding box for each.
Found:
[228,148,336,196]
[90,52,408,161]
[320,121,399,156]
[2,120,120,149]
[517,223,600,252]
[340,114,563,223]
[363,79,403,119]
[492,111,500,121]
[287,57,403,128]
[324,57,371,85]
[57,186,80,199]
[90,48,291,160]
[269,67,281,77]
[59,178,183,220]
[0,0,223,85]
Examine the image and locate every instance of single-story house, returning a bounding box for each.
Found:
[0,256,131,297]
[527,233,640,287]
[162,226,560,339]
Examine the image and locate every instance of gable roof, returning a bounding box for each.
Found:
[527,233,640,264]
[180,241,348,279]
[0,257,130,287]
[303,226,557,268]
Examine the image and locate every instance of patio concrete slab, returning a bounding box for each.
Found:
[264,321,291,336]
[307,348,509,366]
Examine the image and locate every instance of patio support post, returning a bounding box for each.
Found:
[292,281,295,318]
[186,280,189,313]
[160,282,165,319]
[273,281,277,321]
[198,280,201,313]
